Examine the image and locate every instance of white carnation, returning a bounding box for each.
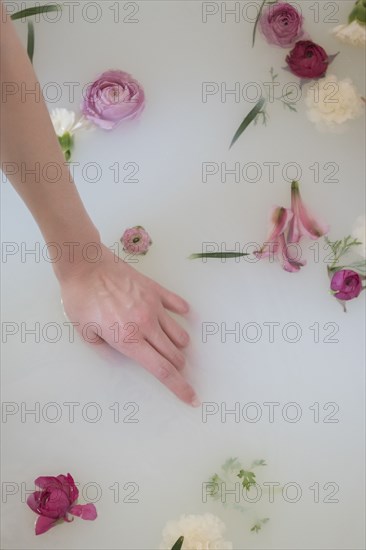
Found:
[352,215,366,258]
[160,513,233,550]
[50,108,86,136]
[305,75,364,132]
[331,20,366,47]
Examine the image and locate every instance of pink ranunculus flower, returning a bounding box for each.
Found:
[27,474,97,535]
[255,206,306,272]
[82,70,145,130]
[259,2,305,47]
[330,269,363,301]
[121,225,152,255]
[287,180,329,243]
[286,40,331,79]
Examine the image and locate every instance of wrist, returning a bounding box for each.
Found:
[50,230,103,283]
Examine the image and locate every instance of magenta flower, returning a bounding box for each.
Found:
[82,70,145,130]
[287,181,329,243]
[256,206,306,272]
[330,269,363,301]
[286,40,330,79]
[121,225,152,255]
[27,474,97,535]
[259,3,305,47]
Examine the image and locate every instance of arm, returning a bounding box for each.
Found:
[0,4,199,407]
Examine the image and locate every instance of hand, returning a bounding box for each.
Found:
[58,244,199,407]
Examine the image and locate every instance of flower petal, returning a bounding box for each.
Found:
[35,515,58,536]
[69,503,97,520]
[26,491,42,513]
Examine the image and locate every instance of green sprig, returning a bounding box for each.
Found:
[251,518,269,533]
[237,469,256,491]
[325,235,363,271]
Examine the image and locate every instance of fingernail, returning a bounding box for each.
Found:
[191,397,201,408]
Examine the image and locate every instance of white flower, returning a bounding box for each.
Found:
[50,108,86,136]
[331,20,366,47]
[160,513,233,550]
[352,215,366,258]
[305,75,364,132]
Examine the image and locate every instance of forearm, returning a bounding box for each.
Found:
[0,4,100,279]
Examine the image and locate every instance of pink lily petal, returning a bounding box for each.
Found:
[278,233,303,272]
[288,181,329,243]
[255,206,293,258]
[35,516,58,536]
[69,503,97,520]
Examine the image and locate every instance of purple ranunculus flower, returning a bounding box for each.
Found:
[82,70,145,130]
[286,40,330,79]
[259,2,305,47]
[331,269,363,301]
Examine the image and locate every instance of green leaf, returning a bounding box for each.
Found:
[189,253,249,259]
[27,20,35,63]
[251,517,269,533]
[237,469,256,491]
[11,4,61,20]
[229,97,266,148]
[171,536,184,550]
[251,459,267,468]
[252,0,266,47]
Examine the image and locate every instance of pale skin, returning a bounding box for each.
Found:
[0,3,199,406]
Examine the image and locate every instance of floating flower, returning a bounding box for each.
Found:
[160,513,232,550]
[330,269,363,301]
[305,74,364,131]
[352,215,366,257]
[287,180,329,243]
[82,70,145,130]
[27,473,97,535]
[121,226,152,255]
[259,2,305,47]
[50,108,88,161]
[255,206,306,272]
[331,19,366,47]
[286,40,332,79]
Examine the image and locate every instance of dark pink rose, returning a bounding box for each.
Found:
[286,40,329,79]
[331,270,363,301]
[259,2,305,47]
[27,473,97,535]
[82,70,145,130]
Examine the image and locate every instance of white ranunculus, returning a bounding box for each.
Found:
[50,108,86,136]
[305,75,364,132]
[331,20,366,47]
[160,513,233,550]
[352,215,366,258]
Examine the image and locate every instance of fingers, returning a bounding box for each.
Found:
[146,324,186,371]
[135,341,199,406]
[159,312,190,349]
[156,284,190,314]
[100,320,199,407]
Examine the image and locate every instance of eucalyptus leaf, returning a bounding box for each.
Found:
[11,4,61,20]
[229,97,266,148]
[27,20,35,63]
[171,536,184,550]
[189,253,249,259]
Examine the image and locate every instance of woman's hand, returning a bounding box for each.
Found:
[59,244,199,407]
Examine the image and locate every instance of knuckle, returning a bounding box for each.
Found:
[156,364,173,381]
[179,331,190,346]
